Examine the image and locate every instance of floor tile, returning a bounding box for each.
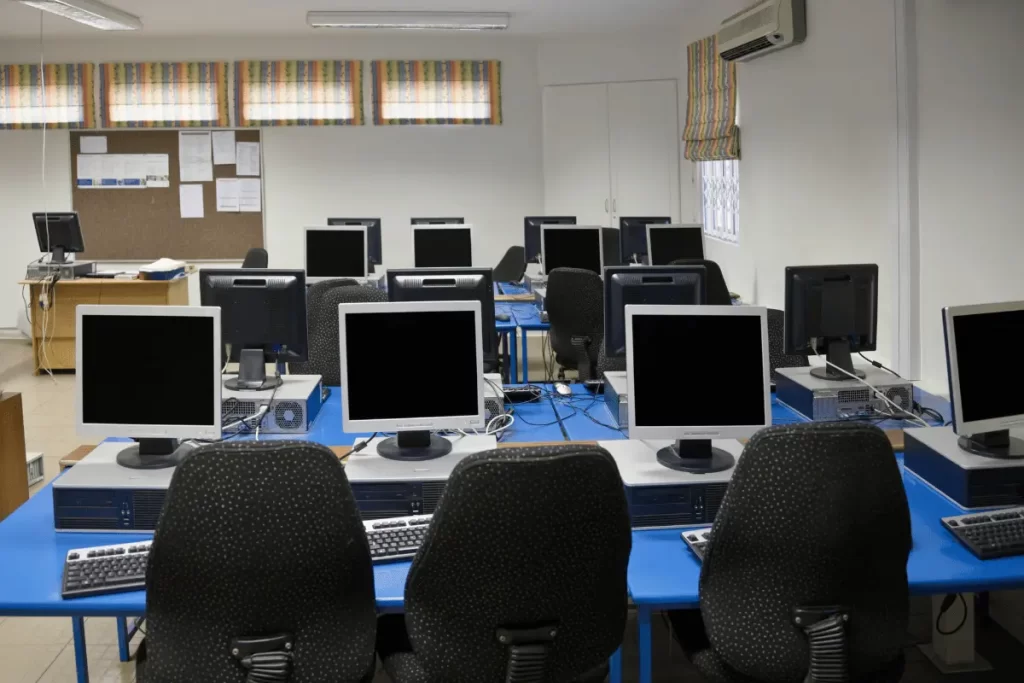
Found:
[0,645,64,683]
[37,643,135,683]
[0,617,72,646]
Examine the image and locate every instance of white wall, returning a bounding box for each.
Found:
[0,34,543,324]
[915,0,1024,392]
[711,0,900,365]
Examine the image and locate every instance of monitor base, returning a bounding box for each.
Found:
[226,348,282,391]
[810,338,866,381]
[377,431,453,462]
[225,376,283,392]
[810,367,866,381]
[959,431,1024,460]
[116,438,191,470]
[657,440,735,474]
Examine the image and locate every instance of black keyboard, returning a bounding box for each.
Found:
[364,515,432,563]
[942,507,1024,559]
[62,540,151,599]
[681,527,713,562]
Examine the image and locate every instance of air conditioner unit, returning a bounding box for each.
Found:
[717,0,806,62]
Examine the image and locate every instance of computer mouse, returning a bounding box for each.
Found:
[555,383,573,396]
[496,313,511,322]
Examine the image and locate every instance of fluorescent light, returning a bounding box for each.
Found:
[307,11,509,31]
[17,0,142,31]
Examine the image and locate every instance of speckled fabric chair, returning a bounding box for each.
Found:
[546,268,605,381]
[669,423,911,683]
[377,444,632,683]
[136,442,377,683]
[669,259,732,305]
[290,282,387,385]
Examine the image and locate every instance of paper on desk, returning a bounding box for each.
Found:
[179,184,205,218]
[212,131,236,165]
[179,131,213,182]
[216,178,240,212]
[80,136,107,154]
[145,154,170,188]
[236,142,260,176]
[76,155,102,187]
[238,178,262,212]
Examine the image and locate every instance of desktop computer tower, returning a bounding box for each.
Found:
[601,228,622,267]
[603,371,629,429]
[600,440,743,529]
[775,366,914,422]
[221,374,324,434]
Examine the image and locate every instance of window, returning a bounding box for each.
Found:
[99,62,230,128]
[372,60,502,125]
[0,63,95,129]
[701,159,740,244]
[236,60,363,127]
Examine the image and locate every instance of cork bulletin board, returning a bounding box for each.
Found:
[70,129,264,261]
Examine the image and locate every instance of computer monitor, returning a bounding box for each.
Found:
[328,217,382,266]
[76,305,221,470]
[620,217,670,264]
[413,225,473,268]
[339,300,485,461]
[412,217,465,225]
[784,264,879,381]
[603,266,707,358]
[34,212,85,264]
[647,224,705,265]
[541,225,603,274]
[199,269,308,391]
[944,301,1024,459]
[387,268,496,364]
[627,304,770,473]
[524,216,576,264]
[304,226,368,282]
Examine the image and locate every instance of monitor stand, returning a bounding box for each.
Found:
[657,439,735,474]
[116,438,193,470]
[50,246,68,264]
[809,339,866,381]
[959,430,1024,460]
[377,431,453,462]
[226,348,283,391]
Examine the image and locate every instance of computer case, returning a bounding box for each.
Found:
[602,228,622,268]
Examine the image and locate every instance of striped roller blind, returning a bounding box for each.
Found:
[0,63,96,129]
[683,36,740,161]
[372,60,502,125]
[98,62,231,128]
[235,60,363,127]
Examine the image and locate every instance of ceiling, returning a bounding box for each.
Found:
[0,0,702,37]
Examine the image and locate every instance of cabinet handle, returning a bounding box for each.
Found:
[612,199,617,213]
[605,199,610,213]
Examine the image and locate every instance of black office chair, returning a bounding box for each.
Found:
[546,268,604,381]
[377,444,632,683]
[136,442,377,683]
[768,307,809,379]
[290,282,386,385]
[670,259,732,305]
[494,245,527,283]
[241,247,269,269]
[669,423,911,683]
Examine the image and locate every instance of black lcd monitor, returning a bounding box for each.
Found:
[412,217,465,225]
[413,226,473,268]
[33,212,85,263]
[603,265,707,357]
[524,216,576,264]
[648,224,705,265]
[541,226,602,274]
[328,217,382,266]
[619,217,670,264]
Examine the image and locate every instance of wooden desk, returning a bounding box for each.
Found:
[19,277,188,373]
[0,393,28,522]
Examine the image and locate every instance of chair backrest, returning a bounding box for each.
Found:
[290,282,387,384]
[700,423,911,682]
[403,445,632,683]
[546,268,604,376]
[767,307,809,378]
[142,442,377,683]
[670,259,731,305]
[241,247,269,269]
[494,245,527,283]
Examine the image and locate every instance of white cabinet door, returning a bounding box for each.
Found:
[608,80,680,223]
[542,84,612,227]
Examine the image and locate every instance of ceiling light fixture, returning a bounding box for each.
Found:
[17,0,142,30]
[307,11,510,31]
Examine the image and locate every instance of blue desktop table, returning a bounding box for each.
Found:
[0,385,565,683]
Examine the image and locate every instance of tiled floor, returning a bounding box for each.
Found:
[2,337,1024,682]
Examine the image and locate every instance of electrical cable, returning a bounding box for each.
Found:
[856,353,946,425]
[857,352,904,379]
[812,348,929,428]
[935,593,968,636]
[350,432,378,455]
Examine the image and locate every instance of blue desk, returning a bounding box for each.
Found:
[0,386,565,683]
[495,303,519,382]
[509,303,549,383]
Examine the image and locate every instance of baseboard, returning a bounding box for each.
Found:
[0,329,29,341]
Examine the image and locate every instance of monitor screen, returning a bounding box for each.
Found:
[328,218,382,265]
[344,309,480,421]
[784,265,878,355]
[33,212,84,255]
[524,216,576,263]
[81,313,217,427]
[542,227,601,274]
[648,225,704,265]
[631,311,766,428]
[306,228,367,279]
[951,308,1024,424]
[604,266,706,357]
[620,217,670,262]
[414,227,473,268]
